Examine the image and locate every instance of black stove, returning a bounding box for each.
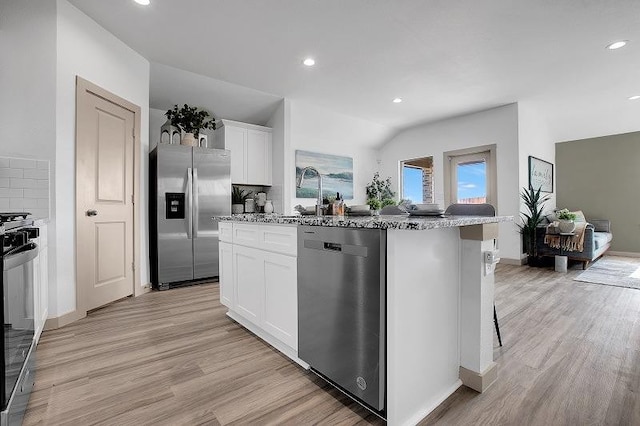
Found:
[0,213,30,223]
[0,211,38,424]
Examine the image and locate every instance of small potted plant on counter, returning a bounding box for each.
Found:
[518,185,550,266]
[365,172,396,213]
[165,104,216,146]
[232,186,251,214]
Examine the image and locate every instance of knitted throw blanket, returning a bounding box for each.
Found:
[544,222,587,252]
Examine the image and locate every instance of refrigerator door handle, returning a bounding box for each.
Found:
[193,168,199,238]
[187,167,193,239]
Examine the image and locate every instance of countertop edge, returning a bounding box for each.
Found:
[214,214,514,230]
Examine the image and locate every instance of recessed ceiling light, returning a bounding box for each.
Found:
[629,95,640,100]
[134,0,150,5]
[303,58,315,66]
[606,40,627,50]
[392,98,403,103]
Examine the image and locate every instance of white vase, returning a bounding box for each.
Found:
[264,200,274,214]
[558,220,576,233]
[231,204,244,214]
[181,132,197,146]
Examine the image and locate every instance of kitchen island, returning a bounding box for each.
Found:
[215,213,512,426]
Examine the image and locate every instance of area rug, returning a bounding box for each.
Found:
[574,257,640,290]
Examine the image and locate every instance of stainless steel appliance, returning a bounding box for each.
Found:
[1,213,38,426]
[298,226,386,415]
[149,145,231,290]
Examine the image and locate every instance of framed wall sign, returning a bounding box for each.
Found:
[528,156,553,193]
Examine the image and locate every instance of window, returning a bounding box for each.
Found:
[401,156,433,203]
[454,156,487,204]
[444,145,497,207]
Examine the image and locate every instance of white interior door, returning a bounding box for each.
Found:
[76,81,135,311]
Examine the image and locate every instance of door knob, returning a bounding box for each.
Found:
[86,209,98,217]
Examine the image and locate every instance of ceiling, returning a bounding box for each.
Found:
[150,62,283,125]
[69,0,640,140]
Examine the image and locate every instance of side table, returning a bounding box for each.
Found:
[555,232,576,272]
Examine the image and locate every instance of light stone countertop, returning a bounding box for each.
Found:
[214,213,513,230]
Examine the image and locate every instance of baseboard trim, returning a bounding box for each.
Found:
[44,283,151,331]
[137,283,152,296]
[499,257,526,265]
[607,251,640,258]
[459,363,498,393]
[44,309,86,331]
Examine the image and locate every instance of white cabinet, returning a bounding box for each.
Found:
[217,222,298,351]
[225,125,246,185]
[33,222,49,343]
[246,129,272,185]
[219,241,234,308]
[214,120,272,186]
[219,221,233,243]
[262,251,297,349]
[233,244,263,323]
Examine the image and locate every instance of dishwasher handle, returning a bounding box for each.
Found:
[323,242,342,252]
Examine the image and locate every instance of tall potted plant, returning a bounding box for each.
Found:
[165,104,216,146]
[518,185,550,266]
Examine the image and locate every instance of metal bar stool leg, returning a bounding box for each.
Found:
[494,304,502,346]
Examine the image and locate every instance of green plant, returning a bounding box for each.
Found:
[517,185,550,258]
[556,208,577,221]
[232,186,251,204]
[365,172,396,210]
[165,104,216,137]
[368,198,382,210]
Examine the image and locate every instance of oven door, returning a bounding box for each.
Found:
[2,242,37,409]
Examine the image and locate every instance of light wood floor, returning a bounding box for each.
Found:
[24,258,640,425]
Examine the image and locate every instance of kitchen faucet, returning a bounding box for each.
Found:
[297,166,323,215]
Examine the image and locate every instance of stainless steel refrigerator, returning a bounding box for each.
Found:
[149,144,230,290]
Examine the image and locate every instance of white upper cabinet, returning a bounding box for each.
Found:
[214,120,272,186]
[225,125,246,185]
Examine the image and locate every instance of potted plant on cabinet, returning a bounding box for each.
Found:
[232,186,251,214]
[365,172,396,212]
[556,208,577,233]
[518,185,550,266]
[165,104,216,146]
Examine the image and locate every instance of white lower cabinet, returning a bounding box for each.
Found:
[34,222,49,343]
[219,241,234,308]
[262,251,297,349]
[233,244,263,324]
[218,223,298,353]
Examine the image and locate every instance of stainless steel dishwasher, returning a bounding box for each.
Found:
[298,225,386,414]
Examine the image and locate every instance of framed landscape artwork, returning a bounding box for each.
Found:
[528,156,553,193]
[295,150,354,199]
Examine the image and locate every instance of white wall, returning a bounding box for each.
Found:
[0,0,58,310]
[0,0,57,161]
[149,108,166,151]
[266,99,289,213]
[517,101,556,215]
[379,104,522,261]
[54,0,150,316]
[288,100,394,213]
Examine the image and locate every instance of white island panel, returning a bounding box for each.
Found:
[386,227,462,426]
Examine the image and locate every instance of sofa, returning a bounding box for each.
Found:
[535,219,613,269]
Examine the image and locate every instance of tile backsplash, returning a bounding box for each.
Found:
[0,157,49,219]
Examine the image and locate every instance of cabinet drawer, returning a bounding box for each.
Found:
[260,225,297,256]
[219,222,233,243]
[233,223,261,248]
